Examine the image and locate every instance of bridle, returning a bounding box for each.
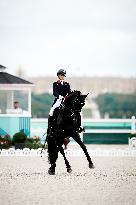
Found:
[61,96,82,116]
[61,102,75,116]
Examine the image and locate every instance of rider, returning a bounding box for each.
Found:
[49,69,71,116]
[49,69,71,149]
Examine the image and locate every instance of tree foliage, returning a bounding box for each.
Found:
[95,93,136,118]
[32,92,54,118]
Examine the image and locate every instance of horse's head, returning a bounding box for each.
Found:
[64,90,89,112]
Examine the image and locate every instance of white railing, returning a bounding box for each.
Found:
[0,117,136,156]
[31,116,136,134]
[80,116,136,143]
[31,116,136,143]
[31,118,48,123]
[0,147,136,157]
[83,116,136,134]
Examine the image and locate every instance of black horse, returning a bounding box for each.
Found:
[47,90,95,175]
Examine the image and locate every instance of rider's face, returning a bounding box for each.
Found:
[58,75,65,80]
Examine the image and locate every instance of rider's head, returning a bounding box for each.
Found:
[57,69,66,80]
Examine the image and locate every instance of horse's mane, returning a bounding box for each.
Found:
[63,90,87,112]
[65,90,81,102]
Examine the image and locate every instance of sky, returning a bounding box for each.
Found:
[0,0,136,77]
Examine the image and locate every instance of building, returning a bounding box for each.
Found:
[0,65,34,137]
[28,76,136,96]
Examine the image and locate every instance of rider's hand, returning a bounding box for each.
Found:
[59,95,64,100]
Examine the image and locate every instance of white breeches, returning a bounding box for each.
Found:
[49,98,62,116]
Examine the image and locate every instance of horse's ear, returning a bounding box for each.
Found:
[84,93,89,98]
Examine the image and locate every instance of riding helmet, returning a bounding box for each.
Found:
[57,69,66,76]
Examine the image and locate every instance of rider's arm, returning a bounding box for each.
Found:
[53,82,59,98]
[67,83,71,95]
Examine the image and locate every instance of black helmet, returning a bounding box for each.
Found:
[57,69,66,76]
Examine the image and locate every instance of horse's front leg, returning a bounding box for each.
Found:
[59,146,72,173]
[72,131,95,169]
[47,136,58,175]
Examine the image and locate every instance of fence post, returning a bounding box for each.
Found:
[131,116,136,134]
[80,111,83,141]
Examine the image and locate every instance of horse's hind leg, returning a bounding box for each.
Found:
[59,146,72,173]
[72,132,95,169]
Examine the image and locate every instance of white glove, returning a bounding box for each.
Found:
[59,95,64,100]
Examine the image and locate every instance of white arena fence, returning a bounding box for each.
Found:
[83,116,136,134]
[0,147,136,157]
[1,117,136,156]
[80,116,136,143]
[31,116,136,141]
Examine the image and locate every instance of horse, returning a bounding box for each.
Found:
[47,90,95,175]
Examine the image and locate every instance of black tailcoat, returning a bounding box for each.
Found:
[53,80,71,102]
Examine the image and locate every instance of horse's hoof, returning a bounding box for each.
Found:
[67,167,72,173]
[48,169,55,175]
[89,163,95,169]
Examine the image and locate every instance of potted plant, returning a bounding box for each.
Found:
[25,136,44,149]
[12,131,27,149]
[0,134,12,149]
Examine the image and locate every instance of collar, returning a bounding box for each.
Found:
[57,80,65,84]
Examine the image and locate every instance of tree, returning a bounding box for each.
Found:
[31,92,54,118]
[95,93,136,118]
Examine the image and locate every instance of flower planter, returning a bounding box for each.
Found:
[15,143,25,150]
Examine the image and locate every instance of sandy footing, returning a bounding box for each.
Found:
[0,146,136,205]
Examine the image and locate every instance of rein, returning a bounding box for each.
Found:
[61,94,81,116]
[61,102,75,116]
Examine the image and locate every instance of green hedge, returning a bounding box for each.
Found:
[25,137,44,149]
